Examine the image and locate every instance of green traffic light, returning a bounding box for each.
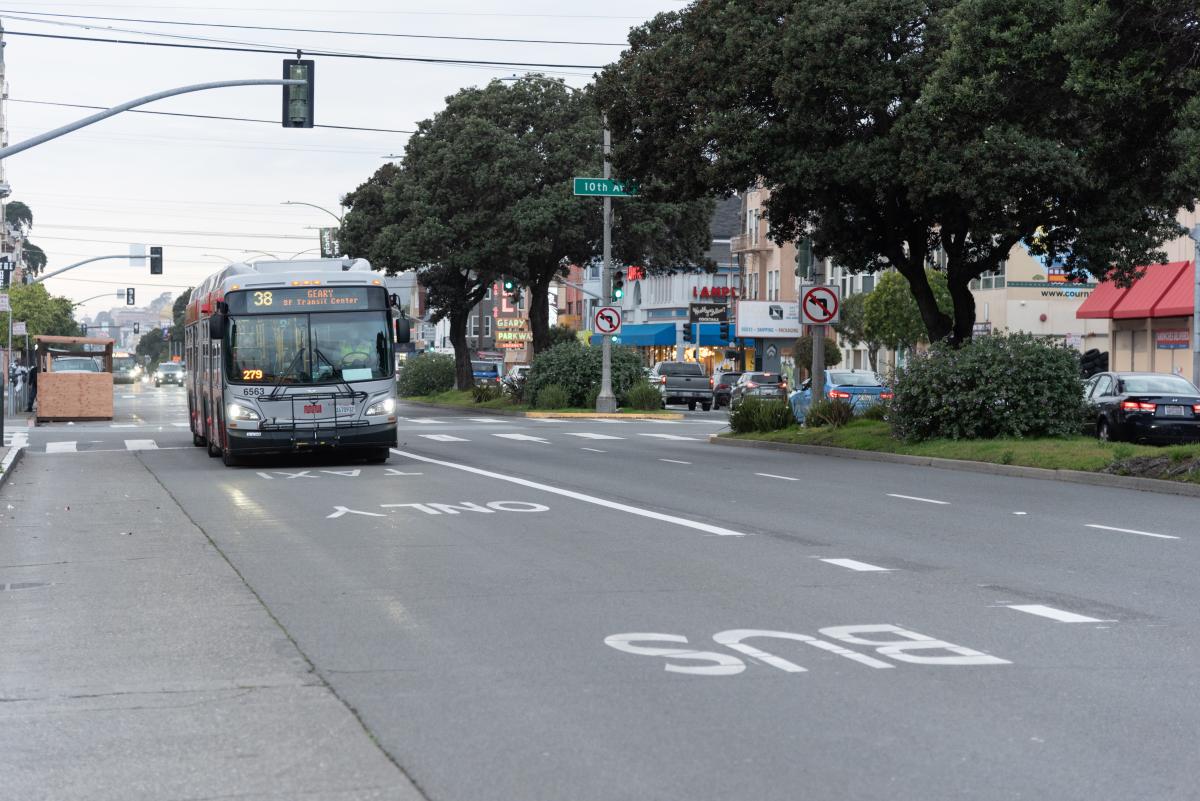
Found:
[613,288,624,299]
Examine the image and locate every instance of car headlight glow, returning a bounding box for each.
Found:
[227,403,261,422]
[366,398,396,416]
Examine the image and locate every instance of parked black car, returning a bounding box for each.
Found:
[1084,371,1200,444]
[728,372,788,410]
[710,371,742,409]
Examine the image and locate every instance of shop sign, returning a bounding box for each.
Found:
[735,300,801,338]
[692,285,738,299]
[1156,329,1189,350]
[688,303,728,324]
[495,318,532,349]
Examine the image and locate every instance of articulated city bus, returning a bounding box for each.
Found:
[184,258,409,467]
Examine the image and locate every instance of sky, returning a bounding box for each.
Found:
[0,1,685,320]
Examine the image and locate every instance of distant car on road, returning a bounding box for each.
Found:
[1085,371,1200,444]
[729,372,788,410]
[112,352,140,384]
[155,362,185,386]
[649,361,713,411]
[789,370,892,423]
[710,371,742,409]
[51,356,100,373]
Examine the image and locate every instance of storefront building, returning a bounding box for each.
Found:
[1076,260,1196,383]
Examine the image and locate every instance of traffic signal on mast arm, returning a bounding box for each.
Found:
[126,287,135,305]
[683,322,694,343]
[282,59,315,128]
[149,246,163,275]
[720,319,730,342]
[134,322,140,335]
[612,269,625,301]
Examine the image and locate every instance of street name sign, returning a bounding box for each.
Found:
[12,321,26,335]
[573,177,639,197]
[594,306,623,335]
[801,285,840,325]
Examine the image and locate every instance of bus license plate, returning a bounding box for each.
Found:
[1163,405,1185,416]
[336,404,354,416]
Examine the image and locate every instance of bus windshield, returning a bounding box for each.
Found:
[227,311,392,384]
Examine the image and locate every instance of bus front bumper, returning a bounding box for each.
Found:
[225,421,397,455]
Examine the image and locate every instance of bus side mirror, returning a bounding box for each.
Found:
[394,315,411,345]
[209,311,225,340]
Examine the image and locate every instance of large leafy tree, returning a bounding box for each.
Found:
[864,270,952,355]
[0,283,79,348]
[5,200,49,276]
[342,77,712,385]
[595,0,1200,345]
[136,328,166,365]
[169,288,192,346]
[832,292,881,372]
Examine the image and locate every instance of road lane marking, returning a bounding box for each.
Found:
[565,432,624,440]
[46,441,77,453]
[886,493,949,505]
[820,558,891,572]
[1085,524,1178,540]
[124,440,158,450]
[493,433,550,444]
[756,473,798,481]
[1006,604,1109,623]
[420,434,469,442]
[638,433,698,441]
[401,417,440,424]
[468,418,505,423]
[659,458,692,465]
[581,447,607,453]
[391,448,748,537]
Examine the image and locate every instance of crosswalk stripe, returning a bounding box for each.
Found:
[637,433,698,441]
[493,433,550,443]
[564,432,624,440]
[420,434,469,442]
[125,439,159,450]
[401,417,441,424]
[46,441,78,453]
[468,417,505,423]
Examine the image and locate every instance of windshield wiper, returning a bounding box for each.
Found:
[269,347,306,398]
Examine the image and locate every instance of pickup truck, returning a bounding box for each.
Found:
[649,361,713,411]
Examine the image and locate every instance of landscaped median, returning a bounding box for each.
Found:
[403,389,684,420]
[713,420,1200,493]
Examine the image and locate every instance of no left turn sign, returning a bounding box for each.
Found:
[801,285,840,325]
[594,306,622,335]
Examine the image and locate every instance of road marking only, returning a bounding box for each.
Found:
[820,558,891,572]
[420,434,469,442]
[659,458,692,465]
[46,441,77,453]
[1085,524,1178,540]
[755,473,798,481]
[886,493,950,505]
[638,433,698,441]
[1007,604,1110,623]
[565,433,624,440]
[391,448,748,536]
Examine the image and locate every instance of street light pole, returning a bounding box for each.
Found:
[596,118,617,413]
[281,200,343,225]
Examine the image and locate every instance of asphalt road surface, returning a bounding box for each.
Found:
[4,386,1199,800]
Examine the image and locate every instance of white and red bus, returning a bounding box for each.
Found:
[184,258,408,466]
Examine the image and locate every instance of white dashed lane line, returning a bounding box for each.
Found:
[420,434,469,442]
[564,433,624,440]
[886,493,950,505]
[1006,604,1111,623]
[659,458,692,465]
[756,473,798,481]
[1085,524,1178,541]
[820,558,891,572]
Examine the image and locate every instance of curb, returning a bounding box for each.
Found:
[402,400,684,421]
[708,435,1200,499]
[0,445,24,493]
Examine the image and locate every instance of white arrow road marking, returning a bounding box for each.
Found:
[1085,524,1178,540]
[391,449,748,537]
[493,433,550,444]
[327,506,386,519]
[46,441,77,453]
[420,434,469,442]
[637,433,698,441]
[820,558,891,572]
[124,440,158,450]
[565,433,624,440]
[1006,604,1111,623]
[886,493,949,505]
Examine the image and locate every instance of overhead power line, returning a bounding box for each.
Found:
[35,223,314,240]
[4,29,606,69]
[9,98,414,134]
[0,9,627,46]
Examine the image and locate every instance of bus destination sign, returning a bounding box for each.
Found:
[228,286,385,314]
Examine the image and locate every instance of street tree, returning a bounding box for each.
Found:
[863,270,952,355]
[0,283,79,348]
[594,0,1200,345]
[793,332,842,379]
[170,288,192,347]
[342,77,712,378]
[22,243,47,276]
[136,328,166,366]
[4,201,32,234]
[832,292,881,372]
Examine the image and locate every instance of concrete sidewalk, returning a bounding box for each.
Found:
[0,450,424,801]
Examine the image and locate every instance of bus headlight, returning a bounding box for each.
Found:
[366,398,395,416]
[227,403,261,422]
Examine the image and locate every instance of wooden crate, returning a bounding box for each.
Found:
[37,373,114,421]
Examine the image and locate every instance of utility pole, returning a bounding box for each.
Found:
[1191,226,1200,384]
[811,257,826,404]
[596,118,617,413]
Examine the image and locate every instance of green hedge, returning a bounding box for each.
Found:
[526,342,644,408]
[622,380,664,410]
[397,353,455,397]
[891,332,1082,441]
[729,397,794,433]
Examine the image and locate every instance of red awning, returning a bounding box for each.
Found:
[1155,260,1195,317]
[1076,278,1131,319]
[1112,261,1190,318]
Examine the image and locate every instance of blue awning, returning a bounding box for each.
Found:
[589,323,676,347]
